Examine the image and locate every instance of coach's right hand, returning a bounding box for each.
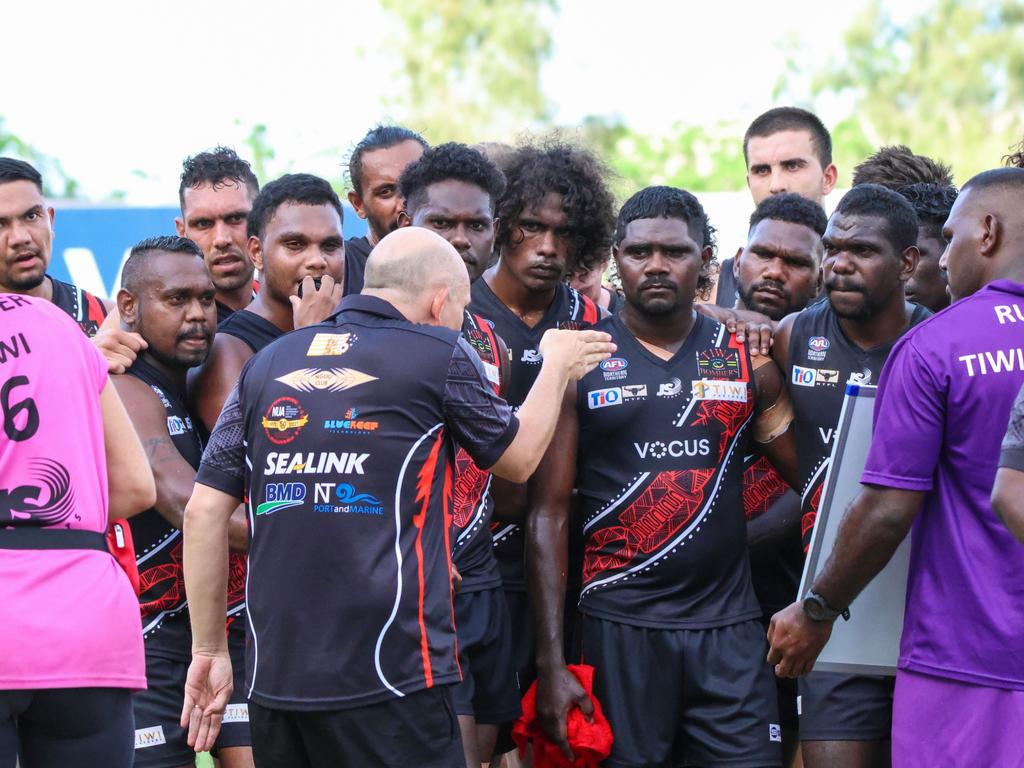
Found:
[536,665,594,760]
[181,650,233,753]
[538,328,616,381]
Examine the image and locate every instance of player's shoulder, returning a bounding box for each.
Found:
[4,292,82,335]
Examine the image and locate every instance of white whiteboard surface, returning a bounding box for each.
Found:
[799,384,911,676]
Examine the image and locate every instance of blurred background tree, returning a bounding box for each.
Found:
[1,117,77,197]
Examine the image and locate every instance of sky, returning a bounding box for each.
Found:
[2,0,933,203]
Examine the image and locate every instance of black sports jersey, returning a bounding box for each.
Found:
[606,289,623,315]
[195,294,519,710]
[714,257,739,309]
[215,300,236,327]
[468,279,599,591]
[575,313,761,628]
[343,235,373,297]
[452,311,505,592]
[787,300,930,550]
[49,276,107,337]
[217,309,284,354]
[126,358,204,659]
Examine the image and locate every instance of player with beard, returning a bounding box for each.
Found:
[771,184,929,768]
[730,192,827,764]
[530,186,800,767]
[186,174,344,766]
[110,236,243,768]
[897,182,957,313]
[398,142,518,766]
[468,142,613,716]
[176,148,260,325]
[344,125,428,295]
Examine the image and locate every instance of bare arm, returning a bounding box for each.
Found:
[992,467,1024,544]
[188,334,254,436]
[751,356,800,490]
[101,379,156,520]
[527,385,592,758]
[489,329,615,483]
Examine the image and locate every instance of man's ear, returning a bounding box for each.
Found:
[822,163,839,196]
[175,217,186,237]
[117,288,138,327]
[248,236,264,271]
[397,210,412,228]
[979,213,1001,258]
[347,190,367,220]
[429,286,451,325]
[899,245,921,282]
[701,245,713,274]
[732,245,743,279]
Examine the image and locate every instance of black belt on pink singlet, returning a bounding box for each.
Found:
[0,527,108,551]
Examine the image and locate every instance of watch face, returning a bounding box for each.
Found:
[803,596,828,622]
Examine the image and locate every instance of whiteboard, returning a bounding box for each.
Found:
[798,384,911,676]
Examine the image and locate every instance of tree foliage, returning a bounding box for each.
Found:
[0,117,77,197]
[379,0,556,143]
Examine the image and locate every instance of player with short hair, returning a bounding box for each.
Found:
[175,147,260,324]
[530,185,799,767]
[851,145,954,189]
[770,167,1024,768]
[344,125,428,294]
[897,182,958,313]
[399,141,518,766]
[179,227,615,767]
[771,184,930,768]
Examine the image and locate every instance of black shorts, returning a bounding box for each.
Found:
[581,615,782,768]
[212,632,252,754]
[759,614,798,732]
[798,671,894,742]
[503,588,537,691]
[249,685,464,768]
[451,587,522,724]
[1,687,135,768]
[132,653,194,768]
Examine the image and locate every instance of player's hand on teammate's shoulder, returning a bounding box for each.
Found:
[535,664,595,760]
[92,327,147,374]
[538,328,616,381]
[724,308,776,357]
[765,601,833,678]
[290,274,344,329]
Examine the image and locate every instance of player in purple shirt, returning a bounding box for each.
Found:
[767,167,1024,767]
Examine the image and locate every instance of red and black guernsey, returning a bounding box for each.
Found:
[468,279,599,591]
[575,313,762,628]
[195,295,519,710]
[452,310,505,592]
[125,357,204,659]
[49,276,107,337]
[787,299,930,551]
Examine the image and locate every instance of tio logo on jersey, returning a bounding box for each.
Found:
[588,387,622,409]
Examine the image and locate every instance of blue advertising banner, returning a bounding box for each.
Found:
[48,205,367,300]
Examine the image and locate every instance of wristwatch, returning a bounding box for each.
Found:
[802,590,850,623]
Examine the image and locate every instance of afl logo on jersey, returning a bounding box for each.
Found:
[600,357,628,380]
[808,336,830,361]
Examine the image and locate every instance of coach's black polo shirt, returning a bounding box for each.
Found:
[196,294,519,711]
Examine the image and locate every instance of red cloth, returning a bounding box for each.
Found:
[106,519,140,597]
[512,664,614,768]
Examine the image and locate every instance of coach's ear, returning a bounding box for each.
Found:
[117,288,139,326]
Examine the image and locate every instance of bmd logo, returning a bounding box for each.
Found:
[588,387,622,409]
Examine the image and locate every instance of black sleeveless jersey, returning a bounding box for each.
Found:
[126,358,204,659]
[217,309,284,354]
[468,279,599,591]
[714,257,739,309]
[343,235,373,297]
[451,311,505,591]
[787,300,931,550]
[575,313,762,628]
[49,276,108,337]
[215,300,237,327]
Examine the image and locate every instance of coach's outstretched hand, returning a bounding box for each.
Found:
[536,665,594,760]
[766,601,833,678]
[181,650,233,753]
[538,328,617,381]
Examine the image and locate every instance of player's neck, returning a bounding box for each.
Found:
[837,296,912,351]
[1,274,53,302]
[620,302,697,356]
[216,284,253,313]
[138,350,187,397]
[245,293,294,333]
[484,262,557,324]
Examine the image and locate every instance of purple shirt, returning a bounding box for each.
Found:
[862,280,1024,690]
